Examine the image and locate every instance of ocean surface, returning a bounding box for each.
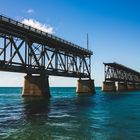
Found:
[0,87,140,140]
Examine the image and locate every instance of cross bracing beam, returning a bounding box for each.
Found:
[0,15,92,78]
[104,62,140,83]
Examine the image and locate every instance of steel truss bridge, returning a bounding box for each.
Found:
[104,62,140,83]
[0,15,92,78]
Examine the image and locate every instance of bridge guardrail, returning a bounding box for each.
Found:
[0,15,92,55]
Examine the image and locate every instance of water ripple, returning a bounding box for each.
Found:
[0,87,140,140]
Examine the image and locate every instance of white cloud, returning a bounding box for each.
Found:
[27,9,35,14]
[21,19,54,34]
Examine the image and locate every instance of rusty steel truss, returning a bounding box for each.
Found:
[104,62,140,83]
[0,15,92,78]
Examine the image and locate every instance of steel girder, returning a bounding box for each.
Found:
[0,33,91,78]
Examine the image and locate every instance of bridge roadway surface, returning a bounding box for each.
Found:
[104,62,140,83]
[0,15,92,78]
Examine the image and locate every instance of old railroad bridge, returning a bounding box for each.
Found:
[102,62,140,92]
[0,15,139,96]
[0,15,95,97]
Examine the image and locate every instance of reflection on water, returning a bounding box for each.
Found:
[0,87,140,140]
[23,98,50,121]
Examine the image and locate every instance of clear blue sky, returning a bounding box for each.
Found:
[0,0,140,87]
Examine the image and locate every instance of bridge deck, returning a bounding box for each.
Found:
[0,15,92,56]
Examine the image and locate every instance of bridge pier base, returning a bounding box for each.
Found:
[127,83,136,91]
[22,75,50,97]
[102,81,116,92]
[76,79,95,95]
[135,83,140,90]
[117,82,127,91]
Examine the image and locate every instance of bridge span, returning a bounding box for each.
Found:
[102,62,140,92]
[0,15,95,97]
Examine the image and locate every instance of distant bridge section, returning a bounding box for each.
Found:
[104,62,140,83]
[102,62,140,92]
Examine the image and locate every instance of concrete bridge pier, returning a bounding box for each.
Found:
[117,82,127,91]
[22,74,50,97]
[102,81,116,92]
[127,83,135,91]
[135,83,140,90]
[76,79,95,95]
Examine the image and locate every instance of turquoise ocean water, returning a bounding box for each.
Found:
[0,87,140,140]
